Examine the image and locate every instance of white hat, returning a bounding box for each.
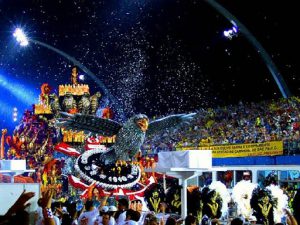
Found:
[100,206,109,213]
[108,205,118,212]
[249,216,257,222]
[243,171,251,176]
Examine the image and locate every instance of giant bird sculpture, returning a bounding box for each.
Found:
[56,112,195,188]
[58,112,195,163]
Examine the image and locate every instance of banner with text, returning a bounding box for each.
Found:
[177,141,283,158]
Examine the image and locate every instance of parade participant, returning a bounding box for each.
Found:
[77,200,99,225]
[187,186,203,222]
[232,180,257,219]
[250,188,275,225]
[122,209,141,225]
[166,185,181,215]
[115,198,129,225]
[94,206,116,225]
[145,184,165,213]
[202,188,222,219]
[99,212,111,225]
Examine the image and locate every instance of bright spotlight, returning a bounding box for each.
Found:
[78,74,85,81]
[223,26,239,40]
[13,28,29,46]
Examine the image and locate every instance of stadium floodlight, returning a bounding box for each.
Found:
[13,28,29,46]
[223,26,238,40]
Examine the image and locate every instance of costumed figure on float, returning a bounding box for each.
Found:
[266,184,288,224]
[166,184,182,215]
[201,181,230,220]
[232,180,258,219]
[250,187,276,225]
[144,183,166,213]
[49,93,61,118]
[39,83,51,107]
[187,186,203,222]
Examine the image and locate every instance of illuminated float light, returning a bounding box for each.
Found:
[13,28,29,46]
[13,107,18,122]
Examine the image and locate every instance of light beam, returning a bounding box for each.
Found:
[0,74,38,105]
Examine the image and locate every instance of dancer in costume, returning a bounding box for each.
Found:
[250,187,275,225]
[201,188,222,219]
[144,183,165,213]
[187,186,203,222]
[166,185,182,215]
[232,180,258,219]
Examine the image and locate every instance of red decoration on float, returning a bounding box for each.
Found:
[54,142,81,157]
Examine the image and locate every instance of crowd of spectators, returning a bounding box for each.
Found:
[1,189,299,225]
[143,97,300,155]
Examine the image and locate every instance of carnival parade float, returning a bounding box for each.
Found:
[0,67,299,224]
[0,67,193,204]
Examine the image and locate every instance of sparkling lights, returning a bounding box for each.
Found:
[13,28,29,46]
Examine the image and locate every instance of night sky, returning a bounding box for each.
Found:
[0,0,298,132]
